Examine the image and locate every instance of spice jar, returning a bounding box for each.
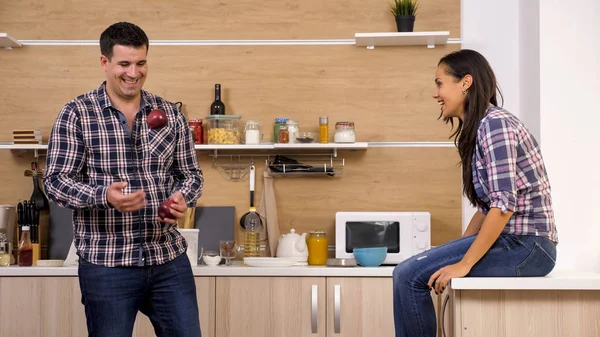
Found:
[188,119,203,144]
[286,120,299,144]
[0,234,10,267]
[245,120,261,145]
[273,118,289,143]
[334,121,356,143]
[307,230,328,266]
[278,125,289,144]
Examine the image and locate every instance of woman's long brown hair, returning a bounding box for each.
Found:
[438,49,503,209]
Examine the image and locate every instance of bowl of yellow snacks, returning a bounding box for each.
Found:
[205,115,242,144]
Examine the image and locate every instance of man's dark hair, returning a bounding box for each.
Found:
[100,22,149,60]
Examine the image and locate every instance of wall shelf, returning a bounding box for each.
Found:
[0,141,456,151]
[354,31,450,49]
[0,33,22,49]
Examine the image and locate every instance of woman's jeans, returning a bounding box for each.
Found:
[78,252,201,337]
[392,234,556,337]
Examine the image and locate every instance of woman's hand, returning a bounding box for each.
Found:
[428,261,472,294]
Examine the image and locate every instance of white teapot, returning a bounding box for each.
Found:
[276,228,308,265]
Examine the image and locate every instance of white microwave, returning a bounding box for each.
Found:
[335,212,431,265]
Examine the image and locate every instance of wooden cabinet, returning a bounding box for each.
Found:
[326,277,395,337]
[215,277,327,337]
[1,275,441,337]
[0,277,86,337]
[450,289,600,337]
[0,276,215,337]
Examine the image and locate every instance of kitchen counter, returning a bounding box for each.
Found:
[450,270,600,290]
[0,263,395,277]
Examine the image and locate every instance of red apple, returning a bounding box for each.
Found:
[158,199,176,220]
[148,109,168,129]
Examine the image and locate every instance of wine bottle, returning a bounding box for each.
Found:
[210,84,226,115]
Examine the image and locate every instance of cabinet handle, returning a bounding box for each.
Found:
[334,284,341,333]
[311,285,318,333]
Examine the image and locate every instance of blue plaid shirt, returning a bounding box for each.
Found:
[44,82,203,267]
[473,106,557,242]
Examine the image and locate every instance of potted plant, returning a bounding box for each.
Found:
[389,0,419,32]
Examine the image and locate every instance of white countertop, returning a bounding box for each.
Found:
[451,270,600,290]
[0,264,395,277]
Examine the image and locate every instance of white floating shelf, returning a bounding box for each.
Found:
[273,142,369,150]
[0,33,22,49]
[0,143,46,150]
[354,31,450,48]
[0,142,456,151]
[194,144,274,150]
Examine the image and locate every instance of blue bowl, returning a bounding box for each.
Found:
[352,247,388,267]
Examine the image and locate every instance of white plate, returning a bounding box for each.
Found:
[244,257,296,267]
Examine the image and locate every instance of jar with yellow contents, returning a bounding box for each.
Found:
[307,230,328,266]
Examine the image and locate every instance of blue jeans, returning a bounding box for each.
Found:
[392,234,556,337]
[78,252,201,337]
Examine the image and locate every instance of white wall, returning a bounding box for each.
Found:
[539,0,599,272]
[461,0,600,272]
[460,0,521,231]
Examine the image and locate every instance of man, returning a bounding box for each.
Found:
[43,22,203,337]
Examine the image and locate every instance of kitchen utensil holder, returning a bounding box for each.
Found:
[266,154,344,177]
[203,148,348,179]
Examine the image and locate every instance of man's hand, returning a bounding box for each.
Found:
[106,182,146,213]
[157,191,187,224]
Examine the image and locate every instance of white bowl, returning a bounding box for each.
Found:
[203,255,222,266]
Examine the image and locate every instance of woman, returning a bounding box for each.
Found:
[392,49,558,337]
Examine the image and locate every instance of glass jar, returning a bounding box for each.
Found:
[286,120,299,144]
[188,119,203,144]
[307,230,328,266]
[245,120,261,145]
[334,121,356,143]
[0,233,10,267]
[278,125,289,144]
[205,115,242,144]
[273,118,289,143]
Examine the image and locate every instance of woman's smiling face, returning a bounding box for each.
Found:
[433,64,471,120]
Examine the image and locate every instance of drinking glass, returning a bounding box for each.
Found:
[219,240,237,266]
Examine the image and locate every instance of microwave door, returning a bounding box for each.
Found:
[345,221,400,253]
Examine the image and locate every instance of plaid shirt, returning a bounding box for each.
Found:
[473,106,557,242]
[44,82,204,267]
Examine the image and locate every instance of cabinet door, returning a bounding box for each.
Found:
[326,277,395,337]
[134,277,216,337]
[215,277,326,337]
[0,276,86,337]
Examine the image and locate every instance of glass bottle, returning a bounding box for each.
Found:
[307,230,328,266]
[0,233,10,267]
[18,225,33,267]
[319,116,329,143]
[210,84,226,115]
[278,125,289,144]
[243,207,262,258]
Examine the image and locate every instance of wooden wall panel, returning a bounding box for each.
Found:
[0,44,460,143]
[0,0,463,247]
[0,0,460,40]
